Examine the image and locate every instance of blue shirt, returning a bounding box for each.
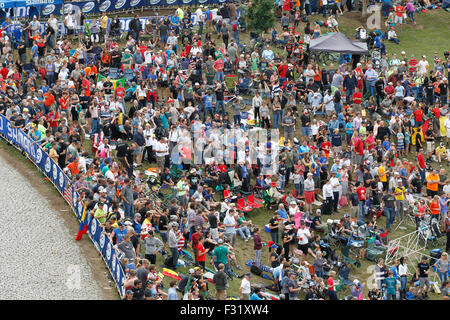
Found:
[277,208,288,219]
[113,227,127,243]
[168,287,178,300]
[382,140,391,151]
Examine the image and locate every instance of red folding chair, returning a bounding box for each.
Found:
[247,194,263,209]
[237,198,253,213]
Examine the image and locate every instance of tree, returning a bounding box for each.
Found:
[247,0,275,35]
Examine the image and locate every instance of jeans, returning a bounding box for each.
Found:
[232,30,240,45]
[170,247,179,268]
[400,276,408,292]
[407,11,415,23]
[346,88,355,103]
[91,118,100,135]
[123,202,135,220]
[322,4,327,17]
[358,201,366,222]
[270,231,279,244]
[302,126,311,137]
[280,175,286,191]
[273,110,281,129]
[438,270,448,285]
[255,249,262,267]
[396,200,406,221]
[237,226,251,239]
[215,100,226,115]
[216,71,224,82]
[384,207,394,231]
[204,107,214,121]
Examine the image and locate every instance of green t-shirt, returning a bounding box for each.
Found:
[384,277,397,295]
[94,208,107,224]
[213,245,229,265]
[237,216,246,227]
[101,165,109,175]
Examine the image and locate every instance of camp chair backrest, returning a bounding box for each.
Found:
[237,198,245,206]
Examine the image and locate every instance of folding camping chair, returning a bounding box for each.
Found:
[341,246,361,268]
[365,236,386,262]
[247,194,263,209]
[237,198,253,213]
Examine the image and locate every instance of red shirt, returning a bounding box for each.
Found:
[365,135,376,151]
[46,111,59,128]
[191,232,200,248]
[352,91,363,104]
[432,107,441,118]
[196,243,206,262]
[115,86,126,98]
[413,109,424,122]
[59,97,68,110]
[321,141,331,157]
[417,154,425,169]
[0,67,9,80]
[278,65,288,78]
[355,138,364,155]
[356,186,367,201]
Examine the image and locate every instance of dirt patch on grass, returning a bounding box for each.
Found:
[0,141,119,300]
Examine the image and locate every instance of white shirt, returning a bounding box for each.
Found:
[418,60,429,75]
[398,264,408,276]
[330,177,340,192]
[297,228,311,245]
[144,51,153,64]
[240,278,251,294]
[323,183,333,199]
[65,15,74,29]
[324,94,335,111]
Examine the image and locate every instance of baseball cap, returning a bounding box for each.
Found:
[245,272,252,277]
[217,238,223,244]
[126,290,133,295]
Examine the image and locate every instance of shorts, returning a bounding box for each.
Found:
[419,277,430,288]
[297,243,309,255]
[355,154,363,165]
[135,146,144,155]
[305,191,315,204]
[210,227,219,240]
[426,141,434,153]
[177,194,188,206]
[160,231,168,243]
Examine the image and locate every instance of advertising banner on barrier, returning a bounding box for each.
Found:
[10,0,229,18]
[0,115,38,163]
[0,114,125,297]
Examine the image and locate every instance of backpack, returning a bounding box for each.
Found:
[164,255,175,268]
[250,264,263,276]
[232,22,238,31]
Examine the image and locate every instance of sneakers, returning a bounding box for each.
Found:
[236,265,243,270]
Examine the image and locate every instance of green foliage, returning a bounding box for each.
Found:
[247,0,276,34]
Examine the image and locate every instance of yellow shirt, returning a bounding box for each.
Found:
[436,146,446,156]
[176,8,184,20]
[379,165,387,182]
[394,186,405,200]
[101,15,109,29]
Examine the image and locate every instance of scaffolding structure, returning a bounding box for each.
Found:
[385,230,441,285]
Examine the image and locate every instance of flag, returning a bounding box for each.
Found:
[63,184,73,208]
[75,203,88,241]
